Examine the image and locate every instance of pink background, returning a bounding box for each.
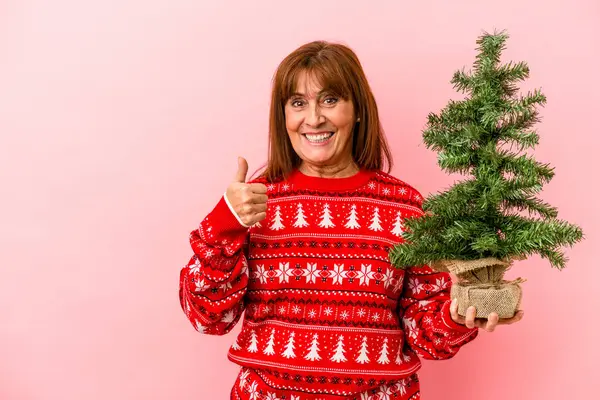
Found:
[1,1,598,399]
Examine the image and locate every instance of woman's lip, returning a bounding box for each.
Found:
[302,132,335,146]
[302,131,333,135]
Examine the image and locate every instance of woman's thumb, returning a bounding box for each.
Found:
[235,157,249,183]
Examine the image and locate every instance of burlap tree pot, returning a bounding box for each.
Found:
[433,257,525,319]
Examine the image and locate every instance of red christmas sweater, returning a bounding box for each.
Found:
[179,168,478,398]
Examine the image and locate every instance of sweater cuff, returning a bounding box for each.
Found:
[440,299,479,333]
[223,192,251,228]
[204,196,250,238]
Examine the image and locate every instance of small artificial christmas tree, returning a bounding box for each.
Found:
[389,30,584,319]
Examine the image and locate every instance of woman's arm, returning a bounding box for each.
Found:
[179,195,250,335]
[397,186,478,359]
[399,265,479,360]
[179,158,268,335]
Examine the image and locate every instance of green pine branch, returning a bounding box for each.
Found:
[390,30,584,271]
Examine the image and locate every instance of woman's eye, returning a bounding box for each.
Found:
[323,97,338,105]
[291,100,304,107]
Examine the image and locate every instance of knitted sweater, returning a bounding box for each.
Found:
[179,168,478,398]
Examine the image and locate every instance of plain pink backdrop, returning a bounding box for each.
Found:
[1,1,598,399]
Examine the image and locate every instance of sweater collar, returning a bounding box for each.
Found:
[286,167,376,192]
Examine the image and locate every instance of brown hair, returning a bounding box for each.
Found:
[257,40,393,182]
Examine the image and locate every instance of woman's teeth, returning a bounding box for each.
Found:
[305,132,334,143]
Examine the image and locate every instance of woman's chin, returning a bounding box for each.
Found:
[300,151,336,166]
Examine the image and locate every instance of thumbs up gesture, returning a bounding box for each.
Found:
[225,157,268,227]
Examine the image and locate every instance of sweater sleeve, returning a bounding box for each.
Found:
[398,186,478,360]
[179,195,250,336]
[399,265,479,360]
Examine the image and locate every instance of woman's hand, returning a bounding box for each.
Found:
[450,298,524,332]
[225,157,268,227]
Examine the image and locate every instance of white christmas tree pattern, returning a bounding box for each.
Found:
[394,342,403,365]
[369,207,383,231]
[247,330,259,353]
[344,204,361,229]
[318,203,335,228]
[377,337,390,364]
[391,211,404,236]
[355,336,370,364]
[269,205,285,231]
[293,203,309,228]
[304,333,322,361]
[330,335,347,363]
[282,332,296,358]
[263,328,276,356]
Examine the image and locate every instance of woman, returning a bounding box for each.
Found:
[179,41,523,400]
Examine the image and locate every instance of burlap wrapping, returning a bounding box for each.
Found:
[451,279,525,318]
[432,257,526,319]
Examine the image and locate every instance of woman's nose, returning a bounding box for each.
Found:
[305,105,325,127]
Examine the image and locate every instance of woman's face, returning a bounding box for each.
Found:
[284,71,356,170]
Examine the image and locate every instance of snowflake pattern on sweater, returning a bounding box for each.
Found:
[179,168,478,398]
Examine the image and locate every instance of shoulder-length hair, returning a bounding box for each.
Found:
[258,40,393,182]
